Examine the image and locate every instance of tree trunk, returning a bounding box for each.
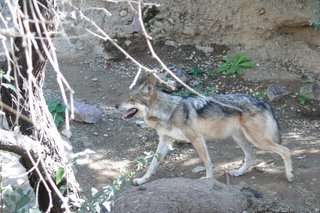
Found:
[1,0,81,212]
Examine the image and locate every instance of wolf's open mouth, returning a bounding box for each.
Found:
[123,108,138,118]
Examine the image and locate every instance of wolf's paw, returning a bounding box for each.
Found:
[199,173,213,179]
[287,172,294,182]
[133,177,147,185]
[227,169,244,177]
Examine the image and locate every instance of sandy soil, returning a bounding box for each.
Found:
[45,40,320,212]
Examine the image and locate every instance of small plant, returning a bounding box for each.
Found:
[47,99,66,127]
[188,66,204,76]
[78,152,161,212]
[299,92,310,105]
[55,167,67,194]
[217,52,253,75]
[253,91,267,99]
[302,78,316,84]
[2,184,33,212]
[202,84,219,96]
[172,87,195,97]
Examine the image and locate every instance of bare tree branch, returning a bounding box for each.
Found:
[0,129,40,159]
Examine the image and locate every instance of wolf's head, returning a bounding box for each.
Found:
[115,74,157,118]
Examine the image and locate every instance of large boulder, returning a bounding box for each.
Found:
[111,178,283,213]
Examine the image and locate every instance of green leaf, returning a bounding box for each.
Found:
[188,66,204,75]
[217,64,230,73]
[55,167,65,185]
[16,188,24,196]
[228,66,237,74]
[3,74,14,82]
[235,52,246,63]
[91,187,98,196]
[223,56,233,64]
[59,185,67,194]
[55,103,66,113]
[10,195,17,202]
[2,83,19,95]
[54,114,63,127]
[240,61,253,68]
[237,68,245,75]
[15,195,30,211]
[47,100,58,113]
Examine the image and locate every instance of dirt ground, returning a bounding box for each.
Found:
[45,39,320,212]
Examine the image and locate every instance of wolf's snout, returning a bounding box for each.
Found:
[114,104,120,109]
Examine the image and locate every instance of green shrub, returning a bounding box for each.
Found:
[2,184,34,212]
[78,152,160,212]
[299,92,310,105]
[217,52,253,75]
[188,66,204,76]
[47,99,66,127]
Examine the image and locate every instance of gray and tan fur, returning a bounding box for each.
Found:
[116,74,293,185]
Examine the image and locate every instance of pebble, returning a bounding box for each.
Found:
[94,132,98,136]
[92,78,98,82]
[61,129,72,139]
[192,166,205,173]
[119,9,128,17]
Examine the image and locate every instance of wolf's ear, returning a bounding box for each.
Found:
[145,74,157,85]
[141,74,157,96]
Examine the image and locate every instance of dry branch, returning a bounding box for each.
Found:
[0,0,80,212]
[0,129,41,159]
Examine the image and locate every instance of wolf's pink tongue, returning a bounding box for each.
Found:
[123,108,138,118]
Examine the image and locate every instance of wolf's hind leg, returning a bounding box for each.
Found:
[241,122,294,182]
[133,135,173,185]
[228,131,256,176]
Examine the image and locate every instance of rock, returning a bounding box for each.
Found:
[134,119,149,128]
[302,71,318,81]
[192,165,205,173]
[300,81,320,101]
[258,8,266,15]
[111,178,285,213]
[165,40,177,47]
[124,40,131,46]
[73,100,103,123]
[195,44,214,55]
[119,9,128,17]
[61,129,72,139]
[266,85,290,101]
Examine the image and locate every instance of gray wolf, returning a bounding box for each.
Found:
[116,74,293,185]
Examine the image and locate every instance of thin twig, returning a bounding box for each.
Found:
[130,67,142,89]
[0,102,39,130]
[137,0,205,97]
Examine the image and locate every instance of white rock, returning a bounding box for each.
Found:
[61,129,72,139]
[192,166,205,173]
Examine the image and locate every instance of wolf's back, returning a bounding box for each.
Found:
[189,94,281,144]
[212,94,282,144]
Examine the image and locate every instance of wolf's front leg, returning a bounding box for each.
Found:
[133,135,173,185]
[191,136,213,179]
